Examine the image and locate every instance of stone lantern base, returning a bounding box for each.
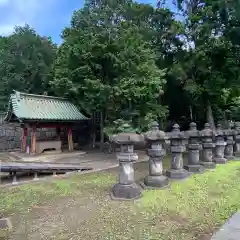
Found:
[111,183,142,201]
[199,161,216,169]
[234,154,240,159]
[141,175,169,189]
[183,164,204,173]
[166,168,189,180]
[213,157,227,164]
[225,155,235,160]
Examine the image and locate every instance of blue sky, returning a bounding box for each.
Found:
[0,0,176,43]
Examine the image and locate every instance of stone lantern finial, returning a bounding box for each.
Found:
[189,122,197,130]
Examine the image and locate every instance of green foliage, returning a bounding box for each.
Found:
[0,25,57,111]
[103,119,139,136]
[171,0,240,123]
[52,0,167,131]
[0,0,239,133]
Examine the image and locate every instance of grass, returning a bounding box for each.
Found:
[1,160,240,240]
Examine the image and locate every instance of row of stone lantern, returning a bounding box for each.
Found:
[110,121,240,201]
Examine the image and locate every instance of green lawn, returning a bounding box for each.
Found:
[1,160,240,240]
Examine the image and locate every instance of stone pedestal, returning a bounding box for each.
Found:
[111,124,142,201]
[234,122,240,158]
[213,124,227,164]
[224,129,235,160]
[199,123,216,169]
[142,122,169,189]
[166,124,189,179]
[184,122,204,173]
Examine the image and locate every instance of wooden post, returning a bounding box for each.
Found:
[31,125,36,154]
[56,127,61,140]
[68,127,73,151]
[21,127,27,153]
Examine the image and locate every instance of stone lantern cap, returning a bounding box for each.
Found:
[168,124,186,140]
[233,122,240,141]
[200,123,215,138]
[224,128,235,137]
[234,122,240,132]
[215,123,224,137]
[185,122,199,138]
[223,129,235,146]
[111,123,144,145]
[144,121,166,142]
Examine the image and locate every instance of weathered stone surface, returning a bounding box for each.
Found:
[111,182,142,200]
[166,168,189,179]
[0,218,12,239]
[224,129,235,160]
[0,122,57,151]
[199,123,216,169]
[142,121,169,189]
[234,122,240,158]
[166,123,189,179]
[111,124,143,200]
[184,164,204,173]
[213,124,227,164]
[211,212,240,240]
[184,122,204,173]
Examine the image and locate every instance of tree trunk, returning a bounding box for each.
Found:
[100,111,104,151]
[207,101,216,132]
[92,128,96,149]
[90,112,96,149]
[189,105,193,121]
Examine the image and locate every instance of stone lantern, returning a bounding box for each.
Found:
[184,122,204,173]
[142,121,169,188]
[111,124,143,200]
[213,123,227,164]
[166,124,189,179]
[224,128,235,160]
[234,122,240,158]
[199,123,216,169]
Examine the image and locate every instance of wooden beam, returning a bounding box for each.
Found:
[31,125,37,154]
[37,124,68,128]
[68,127,73,151]
[21,127,27,153]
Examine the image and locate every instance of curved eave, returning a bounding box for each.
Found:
[4,100,15,122]
[19,118,90,123]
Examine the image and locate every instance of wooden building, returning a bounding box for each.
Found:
[4,90,89,154]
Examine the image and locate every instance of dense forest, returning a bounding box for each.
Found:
[0,0,239,136]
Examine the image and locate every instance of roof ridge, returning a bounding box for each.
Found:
[13,90,67,101]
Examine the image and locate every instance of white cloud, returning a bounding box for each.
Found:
[0,0,57,36]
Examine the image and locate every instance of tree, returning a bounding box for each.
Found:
[171,0,240,128]
[0,25,57,111]
[52,0,167,148]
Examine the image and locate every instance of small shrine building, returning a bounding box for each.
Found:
[4,90,89,154]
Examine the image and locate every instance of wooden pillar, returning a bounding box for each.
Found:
[31,125,36,154]
[21,127,27,153]
[68,127,73,151]
[56,127,61,140]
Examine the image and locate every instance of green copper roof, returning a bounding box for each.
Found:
[4,90,89,122]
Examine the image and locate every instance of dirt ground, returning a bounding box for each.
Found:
[7,163,149,240]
